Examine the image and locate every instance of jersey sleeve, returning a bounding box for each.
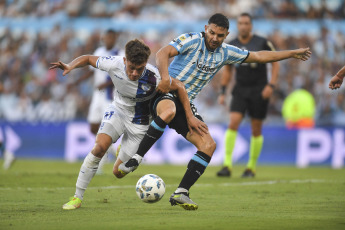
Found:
[224,45,250,64]
[96,56,121,72]
[169,33,199,54]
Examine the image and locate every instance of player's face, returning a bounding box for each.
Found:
[237,16,252,38]
[124,58,147,81]
[204,23,229,51]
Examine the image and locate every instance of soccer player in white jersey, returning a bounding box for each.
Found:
[49,39,205,210]
[72,29,122,174]
[122,13,311,210]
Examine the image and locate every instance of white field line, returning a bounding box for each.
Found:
[0,179,326,191]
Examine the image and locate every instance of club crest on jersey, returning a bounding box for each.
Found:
[141,83,152,92]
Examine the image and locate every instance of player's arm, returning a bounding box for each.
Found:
[170,78,208,136]
[218,64,234,105]
[244,48,311,63]
[155,45,179,93]
[49,55,99,76]
[329,65,345,90]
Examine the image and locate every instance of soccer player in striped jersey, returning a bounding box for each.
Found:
[50,39,204,210]
[122,13,311,210]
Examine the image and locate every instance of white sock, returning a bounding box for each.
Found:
[75,153,101,200]
[96,153,108,175]
[175,188,189,194]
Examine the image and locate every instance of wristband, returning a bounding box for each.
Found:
[268,83,276,89]
[220,86,226,95]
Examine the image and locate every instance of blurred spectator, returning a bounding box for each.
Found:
[0,0,344,125]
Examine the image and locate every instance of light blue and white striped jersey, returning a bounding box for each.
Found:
[169,32,249,101]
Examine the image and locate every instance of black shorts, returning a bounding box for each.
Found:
[151,93,204,138]
[230,86,269,120]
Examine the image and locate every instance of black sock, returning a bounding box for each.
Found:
[136,116,167,157]
[178,151,211,191]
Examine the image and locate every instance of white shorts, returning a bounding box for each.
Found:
[97,104,149,162]
[87,91,112,124]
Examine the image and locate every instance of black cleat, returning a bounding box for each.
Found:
[241,169,255,178]
[216,167,231,177]
[125,158,139,168]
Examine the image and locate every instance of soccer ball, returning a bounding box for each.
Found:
[136,174,165,203]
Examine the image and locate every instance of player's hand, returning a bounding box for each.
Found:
[293,48,312,61]
[187,116,208,137]
[156,78,171,93]
[261,85,273,99]
[218,94,225,105]
[329,75,343,90]
[49,61,72,76]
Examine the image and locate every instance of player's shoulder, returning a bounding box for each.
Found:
[173,32,202,44]
[146,63,161,78]
[221,42,244,52]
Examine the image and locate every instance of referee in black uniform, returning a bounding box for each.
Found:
[217,13,279,178]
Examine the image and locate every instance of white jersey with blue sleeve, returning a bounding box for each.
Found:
[168,32,249,101]
[96,56,161,125]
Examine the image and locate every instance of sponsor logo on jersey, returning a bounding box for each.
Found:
[192,59,216,73]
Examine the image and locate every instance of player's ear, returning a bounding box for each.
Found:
[123,57,126,64]
[205,25,208,33]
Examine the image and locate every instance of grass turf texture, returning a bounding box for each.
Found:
[0,160,344,230]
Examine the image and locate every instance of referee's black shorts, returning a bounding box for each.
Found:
[150,93,204,138]
[230,85,269,120]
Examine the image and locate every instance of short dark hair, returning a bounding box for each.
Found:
[239,12,253,23]
[208,13,229,30]
[125,39,151,65]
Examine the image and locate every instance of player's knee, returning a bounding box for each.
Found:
[201,138,216,156]
[160,108,176,123]
[91,143,107,158]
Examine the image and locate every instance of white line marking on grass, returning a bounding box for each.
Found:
[0,179,326,191]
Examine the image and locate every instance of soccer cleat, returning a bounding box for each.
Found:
[216,166,231,177]
[119,154,143,174]
[241,168,255,178]
[169,193,198,210]
[62,197,82,210]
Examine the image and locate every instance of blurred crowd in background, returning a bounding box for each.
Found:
[0,0,345,125]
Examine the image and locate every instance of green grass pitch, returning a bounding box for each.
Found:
[1,160,344,230]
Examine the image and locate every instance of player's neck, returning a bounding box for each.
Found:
[238,33,253,44]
